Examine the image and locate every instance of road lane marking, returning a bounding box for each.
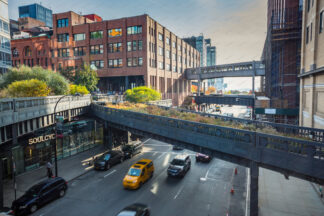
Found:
[143,144,172,147]
[142,138,151,144]
[104,170,116,178]
[245,168,250,216]
[200,165,213,181]
[174,186,184,199]
[156,152,166,160]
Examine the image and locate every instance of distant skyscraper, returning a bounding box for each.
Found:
[0,0,11,74]
[19,3,53,27]
[183,35,207,67]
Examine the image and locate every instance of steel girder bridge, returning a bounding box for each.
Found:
[91,104,324,216]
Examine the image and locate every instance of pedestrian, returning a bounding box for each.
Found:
[47,161,53,178]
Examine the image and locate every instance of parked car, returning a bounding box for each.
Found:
[167,155,191,177]
[11,177,67,215]
[172,145,183,150]
[116,203,150,216]
[94,150,124,170]
[122,141,143,159]
[195,153,212,163]
[123,159,154,190]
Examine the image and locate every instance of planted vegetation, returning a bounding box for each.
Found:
[105,102,310,140]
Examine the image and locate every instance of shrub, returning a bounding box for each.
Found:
[124,86,161,103]
[7,79,50,97]
[69,84,89,95]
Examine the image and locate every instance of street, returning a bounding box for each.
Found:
[31,139,247,216]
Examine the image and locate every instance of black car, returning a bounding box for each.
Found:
[122,141,143,159]
[94,150,124,170]
[116,203,150,216]
[167,155,191,177]
[195,153,212,163]
[172,145,183,150]
[11,177,67,215]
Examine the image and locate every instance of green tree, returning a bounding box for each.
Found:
[59,67,75,82]
[0,66,69,95]
[74,64,99,92]
[7,79,50,97]
[124,86,161,103]
[69,84,89,95]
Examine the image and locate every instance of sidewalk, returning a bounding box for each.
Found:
[3,144,106,208]
[259,168,324,216]
[311,183,324,204]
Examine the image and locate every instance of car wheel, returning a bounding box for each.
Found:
[59,189,65,198]
[29,204,37,213]
[106,163,111,170]
[138,182,142,189]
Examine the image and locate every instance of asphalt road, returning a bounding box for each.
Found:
[32,139,247,216]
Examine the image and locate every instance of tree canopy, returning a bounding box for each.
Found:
[0,66,69,95]
[69,84,89,95]
[124,86,161,103]
[73,64,99,92]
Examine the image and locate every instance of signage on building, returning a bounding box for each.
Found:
[265,109,276,114]
[28,134,55,145]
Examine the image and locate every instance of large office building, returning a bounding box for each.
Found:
[0,0,11,74]
[19,3,53,27]
[11,11,200,105]
[299,0,324,129]
[262,0,302,124]
[183,35,221,92]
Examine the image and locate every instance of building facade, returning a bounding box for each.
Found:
[11,12,200,105]
[299,0,324,129]
[0,0,11,74]
[263,0,302,124]
[19,3,53,27]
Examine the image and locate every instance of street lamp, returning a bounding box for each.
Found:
[53,93,81,177]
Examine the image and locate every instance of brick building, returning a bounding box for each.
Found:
[11,11,199,105]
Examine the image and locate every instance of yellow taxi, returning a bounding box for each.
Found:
[123,159,154,189]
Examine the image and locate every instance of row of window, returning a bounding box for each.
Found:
[57,18,69,28]
[0,36,10,51]
[127,40,143,52]
[0,20,9,34]
[306,11,324,44]
[150,58,184,73]
[127,57,143,67]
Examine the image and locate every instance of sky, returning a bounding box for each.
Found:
[9,0,267,90]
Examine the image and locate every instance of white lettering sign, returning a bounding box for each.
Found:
[28,134,55,145]
[265,109,276,115]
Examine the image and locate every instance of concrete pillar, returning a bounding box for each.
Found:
[12,123,18,148]
[0,159,3,209]
[250,161,259,216]
[125,76,129,91]
[103,122,113,149]
[198,79,201,96]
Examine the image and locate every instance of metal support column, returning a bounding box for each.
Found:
[0,159,3,209]
[125,76,129,90]
[104,122,113,149]
[250,161,259,216]
[198,79,201,96]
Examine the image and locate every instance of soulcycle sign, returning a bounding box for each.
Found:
[28,134,55,145]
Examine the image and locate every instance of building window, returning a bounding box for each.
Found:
[166,37,170,45]
[90,31,103,39]
[306,26,309,44]
[172,53,176,61]
[57,33,69,42]
[127,26,142,35]
[74,33,86,41]
[166,64,171,71]
[138,40,143,51]
[127,57,143,67]
[178,56,182,63]
[158,33,163,41]
[307,0,311,12]
[12,48,19,57]
[73,47,86,56]
[166,50,170,59]
[58,48,70,57]
[132,41,137,51]
[108,28,122,37]
[320,11,323,34]
[90,60,104,69]
[172,41,176,48]
[90,45,104,55]
[108,59,123,68]
[24,46,32,57]
[159,47,164,56]
[310,22,313,41]
[178,45,181,51]
[108,42,122,53]
[172,66,177,72]
[158,61,164,69]
[57,18,68,28]
[127,42,132,52]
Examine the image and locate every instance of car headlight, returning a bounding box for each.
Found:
[20,205,28,209]
[132,180,137,183]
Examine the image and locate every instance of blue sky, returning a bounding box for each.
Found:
[9,0,267,90]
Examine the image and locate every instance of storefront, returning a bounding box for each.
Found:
[9,119,103,175]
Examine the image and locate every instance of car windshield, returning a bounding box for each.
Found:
[171,159,185,166]
[26,183,44,196]
[116,211,136,216]
[122,145,131,151]
[127,168,141,176]
[98,154,111,161]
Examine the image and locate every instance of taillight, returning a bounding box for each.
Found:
[65,181,68,185]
